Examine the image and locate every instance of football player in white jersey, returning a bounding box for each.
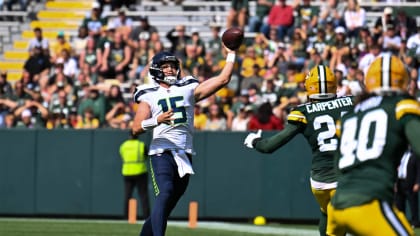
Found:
[132,45,236,236]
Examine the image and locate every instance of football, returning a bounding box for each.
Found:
[222,27,244,50]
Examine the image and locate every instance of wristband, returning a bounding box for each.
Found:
[226,53,236,63]
[141,117,158,130]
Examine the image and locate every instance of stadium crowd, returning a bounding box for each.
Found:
[0,0,419,130]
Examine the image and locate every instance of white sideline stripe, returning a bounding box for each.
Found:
[170,221,318,236]
[0,218,318,236]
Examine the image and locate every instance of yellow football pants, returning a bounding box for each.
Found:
[327,199,414,236]
[312,188,336,213]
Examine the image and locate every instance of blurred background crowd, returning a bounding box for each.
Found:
[0,0,419,131]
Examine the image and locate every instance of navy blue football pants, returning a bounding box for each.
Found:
[140,151,190,236]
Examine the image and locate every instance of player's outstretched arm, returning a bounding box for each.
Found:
[244,124,301,154]
[194,44,236,102]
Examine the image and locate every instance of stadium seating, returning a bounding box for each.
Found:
[21,30,73,40]
[30,21,80,31]
[1,71,22,82]
[0,61,24,71]
[45,1,93,11]
[37,10,86,22]
[3,51,29,61]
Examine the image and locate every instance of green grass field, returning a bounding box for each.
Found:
[0,218,318,236]
[1,218,419,236]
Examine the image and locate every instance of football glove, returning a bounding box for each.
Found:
[244,129,262,148]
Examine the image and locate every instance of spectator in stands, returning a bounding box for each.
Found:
[248,102,283,131]
[14,99,49,128]
[241,46,266,79]
[128,16,158,50]
[104,84,125,112]
[147,31,162,51]
[230,105,252,131]
[288,28,308,70]
[57,49,78,79]
[358,43,383,75]
[112,7,134,40]
[343,0,366,40]
[193,104,207,130]
[183,44,205,76]
[395,9,417,41]
[51,32,72,63]
[100,32,132,83]
[248,0,275,33]
[373,7,395,42]
[187,31,206,57]
[166,24,191,60]
[327,26,351,70]
[46,112,72,129]
[307,27,328,61]
[203,103,227,131]
[48,88,76,119]
[380,22,402,55]
[76,106,100,129]
[0,71,14,99]
[28,27,49,57]
[261,0,294,41]
[79,37,101,83]
[81,2,108,40]
[226,0,249,29]
[47,63,73,95]
[205,25,223,59]
[294,0,319,31]
[260,78,279,106]
[318,0,346,27]
[72,26,89,60]
[0,98,17,128]
[77,87,106,125]
[23,46,51,80]
[105,101,130,128]
[128,37,150,82]
[240,64,264,93]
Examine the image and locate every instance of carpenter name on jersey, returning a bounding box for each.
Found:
[287,96,354,186]
[305,96,353,113]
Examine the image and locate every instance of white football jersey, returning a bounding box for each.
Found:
[134,76,199,155]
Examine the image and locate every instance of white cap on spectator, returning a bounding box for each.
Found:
[335,63,348,77]
[22,109,31,118]
[92,2,100,9]
[384,7,393,15]
[335,26,346,34]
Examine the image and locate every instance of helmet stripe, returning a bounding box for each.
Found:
[381,54,391,90]
[318,65,326,94]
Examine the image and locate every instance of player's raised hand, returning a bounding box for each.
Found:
[244,129,262,148]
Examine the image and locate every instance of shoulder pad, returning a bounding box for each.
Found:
[287,110,307,124]
[133,84,159,103]
[396,98,420,120]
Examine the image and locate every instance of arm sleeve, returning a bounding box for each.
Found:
[254,123,302,154]
[405,118,420,158]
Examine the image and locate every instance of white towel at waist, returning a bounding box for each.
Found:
[171,150,194,178]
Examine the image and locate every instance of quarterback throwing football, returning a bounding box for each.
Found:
[132,45,237,236]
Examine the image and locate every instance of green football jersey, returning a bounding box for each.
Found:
[288,96,354,184]
[332,94,420,209]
